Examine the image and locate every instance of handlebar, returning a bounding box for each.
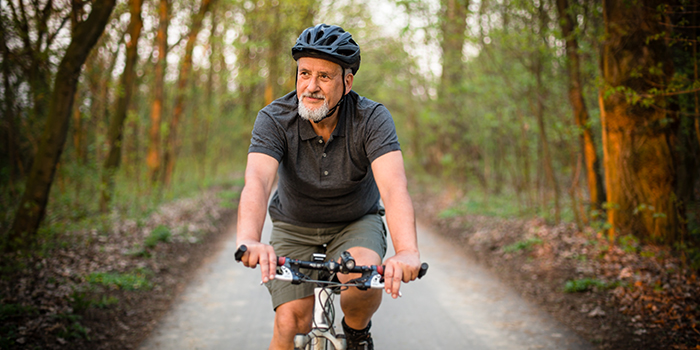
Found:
[235,244,428,289]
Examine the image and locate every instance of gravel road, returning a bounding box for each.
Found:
[139,213,594,350]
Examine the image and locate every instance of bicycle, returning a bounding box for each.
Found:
[235,245,428,350]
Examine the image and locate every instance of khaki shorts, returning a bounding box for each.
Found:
[266,214,388,310]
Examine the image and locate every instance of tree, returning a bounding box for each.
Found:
[147,0,169,184]
[555,0,605,209]
[10,0,117,247]
[100,0,144,211]
[162,0,215,187]
[599,0,684,243]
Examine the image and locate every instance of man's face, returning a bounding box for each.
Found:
[296,57,351,122]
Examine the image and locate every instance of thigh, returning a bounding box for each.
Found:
[267,221,324,310]
[325,214,387,264]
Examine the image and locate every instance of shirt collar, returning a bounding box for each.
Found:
[298,101,347,140]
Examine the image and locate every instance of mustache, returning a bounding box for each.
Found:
[302,92,325,99]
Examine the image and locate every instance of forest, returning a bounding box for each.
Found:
[0,0,699,347]
[3,0,699,254]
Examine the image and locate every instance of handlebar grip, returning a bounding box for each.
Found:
[418,263,429,279]
[235,245,247,262]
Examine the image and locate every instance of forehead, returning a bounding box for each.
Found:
[297,57,341,73]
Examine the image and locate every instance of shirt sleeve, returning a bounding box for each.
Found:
[248,110,286,162]
[364,104,401,163]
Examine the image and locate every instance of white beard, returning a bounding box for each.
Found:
[298,93,330,122]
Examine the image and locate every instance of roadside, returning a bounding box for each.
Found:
[1,182,698,349]
[0,185,240,350]
[411,187,700,350]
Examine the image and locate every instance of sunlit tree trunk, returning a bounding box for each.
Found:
[600,0,684,243]
[556,0,605,209]
[147,0,168,184]
[100,0,143,211]
[9,0,116,247]
[162,0,214,187]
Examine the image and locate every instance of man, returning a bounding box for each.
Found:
[236,23,421,350]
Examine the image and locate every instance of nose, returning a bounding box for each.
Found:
[306,76,320,92]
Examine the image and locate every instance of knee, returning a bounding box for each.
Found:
[275,302,312,337]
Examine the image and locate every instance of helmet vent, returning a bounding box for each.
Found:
[292,24,361,74]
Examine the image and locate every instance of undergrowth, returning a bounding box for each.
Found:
[0,158,244,256]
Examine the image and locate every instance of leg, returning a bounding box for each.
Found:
[270,296,314,350]
[338,246,383,330]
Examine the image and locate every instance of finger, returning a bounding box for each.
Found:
[404,265,418,283]
[383,263,395,296]
[391,267,402,299]
[267,251,277,281]
[259,253,270,283]
[241,251,251,267]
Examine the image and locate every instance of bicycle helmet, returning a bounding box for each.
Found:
[292,24,361,75]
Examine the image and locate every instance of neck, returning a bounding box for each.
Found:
[310,114,338,142]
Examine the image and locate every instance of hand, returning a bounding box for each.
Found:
[236,240,277,283]
[382,250,421,299]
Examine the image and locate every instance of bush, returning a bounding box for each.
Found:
[144,225,171,248]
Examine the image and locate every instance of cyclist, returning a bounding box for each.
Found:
[236,23,422,350]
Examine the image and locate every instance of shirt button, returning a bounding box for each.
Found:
[324,171,329,176]
[322,153,327,158]
[318,139,323,144]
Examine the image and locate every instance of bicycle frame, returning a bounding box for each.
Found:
[293,287,346,350]
[235,245,428,350]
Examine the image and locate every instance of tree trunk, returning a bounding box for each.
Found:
[147,0,169,184]
[555,0,605,209]
[532,2,560,224]
[600,0,683,243]
[162,0,214,187]
[100,0,143,211]
[9,0,116,247]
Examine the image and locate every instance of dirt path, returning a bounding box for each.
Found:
[139,214,593,349]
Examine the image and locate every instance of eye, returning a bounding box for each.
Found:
[319,73,330,81]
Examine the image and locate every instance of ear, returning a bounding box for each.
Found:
[344,72,354,95]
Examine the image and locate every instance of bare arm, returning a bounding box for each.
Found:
[371,150,421,299]
[236,152,279,283]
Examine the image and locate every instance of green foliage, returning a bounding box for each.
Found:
[502,237,544,253]
[0,303,36,321]
[86,271,152,291]
[52,313,90,340]
[144,225,171,248]
[618,235,640,254]
[71,291,119,313]
[564,278,618,293]
[218,190,241,209]
[0,303,36,347]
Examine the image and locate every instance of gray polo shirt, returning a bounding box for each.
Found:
[249,90,401,228]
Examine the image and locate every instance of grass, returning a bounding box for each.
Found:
[0,303,38,349]
[86,271,152,291]
[564,278,619,293]
[0,156,245,257]
[144,225,171,248]
[218,189,241,209]
[71,291,120,313]
[0,303,37,321]
[502,237,544,253]
[434,186,579,224]
[52,313,90,340]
